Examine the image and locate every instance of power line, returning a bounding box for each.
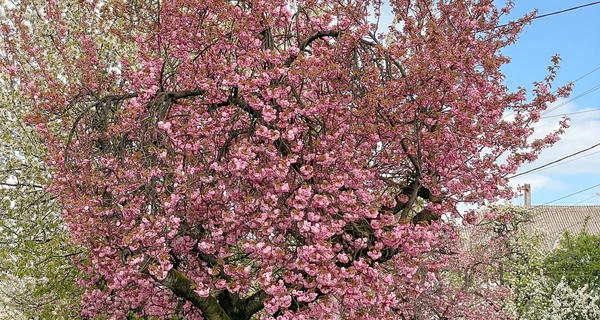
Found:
[511,150,600,177]
[571,66,600,84]
[534,193,599,234]
[499,2,600,120]
[534,194,598,212]
[502,72,600,120]
[533,182,600,207]
[533,1,600,20]
[542,83,600,115]
[496,2,600,29]
[540,108,600,119]
[529,150,600,172]
[545,194,600,236]
[508,142,600,179]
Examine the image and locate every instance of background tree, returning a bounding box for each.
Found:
[544,227,600,291]
[0,16,84,317]
[462,205,600,320]
[0,69,82,317]
[543,280,600,320]
[1,0,572,319]
[0,0,133,317]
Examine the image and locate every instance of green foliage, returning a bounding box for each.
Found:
[485,207,600,320]
[0,66,83,319]
[544,227,600,290]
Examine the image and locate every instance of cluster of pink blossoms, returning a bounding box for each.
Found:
[0,0,572,318]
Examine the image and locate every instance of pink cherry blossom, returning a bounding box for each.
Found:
[4,0,572,319]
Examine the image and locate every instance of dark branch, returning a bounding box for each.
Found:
[0,182,45,190]
[240,290,268,320]
[284,30,342,67]
[161,90,206,102]
[299,30,341,51]
[159,268,231,320]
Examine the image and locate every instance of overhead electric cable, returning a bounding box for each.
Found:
[508,142,600,179]
[533,1,600,20]
[502,73,600,120]
[540,108,600,119]
[526,193,599,230]
[512,150,600,177]
[542,83,600,115]
[546,194,600,236]
[499,4,600,119]
[532,183,600,207]
[496,2,600,29]
[571,66,600,84]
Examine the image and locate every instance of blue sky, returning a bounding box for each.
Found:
[376,2,600,206]
[498,1,600,206]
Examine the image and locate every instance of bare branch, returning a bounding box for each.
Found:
[299,30,341,51]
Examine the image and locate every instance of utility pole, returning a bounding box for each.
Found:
[524,184,531,208]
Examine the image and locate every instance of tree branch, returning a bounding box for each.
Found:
[284,30,342,66]
[160,268,231,320]
[160,90,206,101]
[96,89,205,103]
[241,290,268,320]
[299,30,341,51]
[0,181,44,190]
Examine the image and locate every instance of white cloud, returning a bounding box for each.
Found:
[509,174,568,192]
[503,98,600,205]
[517,98,600,175]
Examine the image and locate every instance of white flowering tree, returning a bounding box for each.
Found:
[0,29,82,320]
[478,205,600,320]
[545,280,600,320]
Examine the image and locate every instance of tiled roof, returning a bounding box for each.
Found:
[529,205,600,251]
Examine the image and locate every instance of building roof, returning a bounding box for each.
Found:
[529,205,600,251]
